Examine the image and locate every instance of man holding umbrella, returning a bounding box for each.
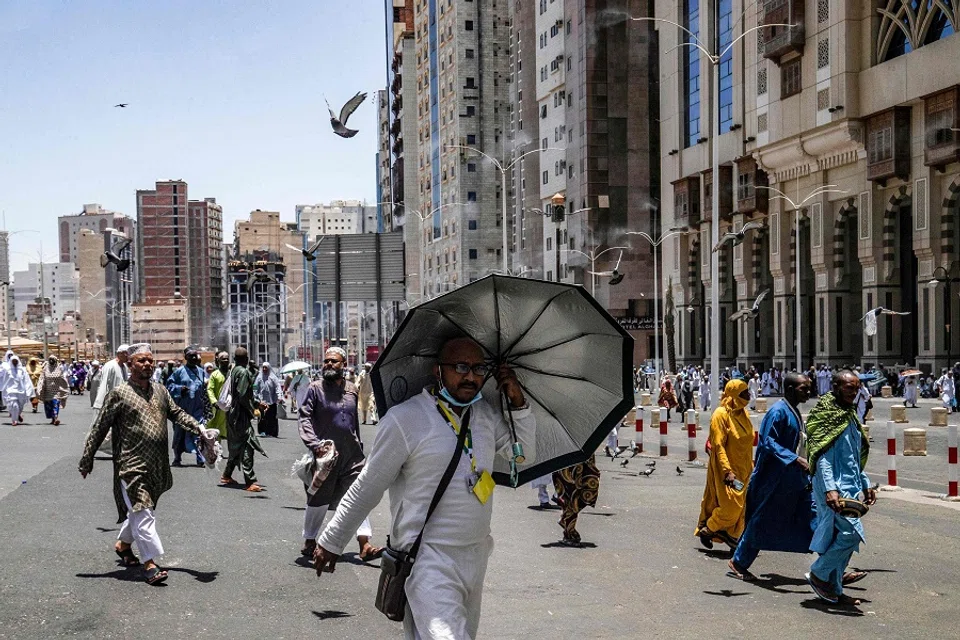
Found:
[313,337,535,639]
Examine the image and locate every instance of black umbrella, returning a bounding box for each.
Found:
[371,275,634,487]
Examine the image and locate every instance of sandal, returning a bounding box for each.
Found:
[842,570,867,586]
[697,526,715,550]
[218,477,240,486]
[727,559,756,581]
[359,546,385,562]
[836,593,862,606]
[805,572,838,604]
[301,539,317,558]
[115,546,141,567]
[144,566,168,585]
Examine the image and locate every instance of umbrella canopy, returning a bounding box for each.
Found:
[280,361,311,375]
[371,275,634,487]
[901,369,922,377]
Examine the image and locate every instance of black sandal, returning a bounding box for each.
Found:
[115,547,141,567]
[144,566,168,585]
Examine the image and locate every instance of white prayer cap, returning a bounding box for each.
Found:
[92,360,101,366]
[127,343,153,355]
[117,344,131,354]
[325,347,347,362]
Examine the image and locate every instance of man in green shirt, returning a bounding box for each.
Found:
[220,347,264,492]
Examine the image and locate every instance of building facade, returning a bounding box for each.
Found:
[0,231,9,336]
[130,299,190,363]
[136,181,224,350]
[11,262,79,328]
[658,0,960,374]
[58,204,135,264]
[509,0,660,364]
[226,251,287,367]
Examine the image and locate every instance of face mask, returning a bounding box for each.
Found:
[439,384,484,408]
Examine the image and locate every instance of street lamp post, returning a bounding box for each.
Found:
[627,229,697,383]
[445,145,564,273]
[632,13,793,405]
[930,265,958,367]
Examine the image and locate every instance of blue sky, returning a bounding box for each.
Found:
[0,0,386,272]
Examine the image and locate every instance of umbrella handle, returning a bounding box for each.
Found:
[502,390,525,487]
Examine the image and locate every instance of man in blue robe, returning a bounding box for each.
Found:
[804,369,876,605]
[166,347,208,467]
[728,372,814,580]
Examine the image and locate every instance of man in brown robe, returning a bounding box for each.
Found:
[79,343,203,585]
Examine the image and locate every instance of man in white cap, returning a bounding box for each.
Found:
[93,344,131,454]
[79,343,206,585]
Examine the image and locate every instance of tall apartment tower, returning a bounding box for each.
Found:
[0,231,9,335]
[385,0,422,304]
[135,181,224,349]
[412,0,512,298]
[58,204,135,264]
[657,0,960,373]
[509,1,659,363]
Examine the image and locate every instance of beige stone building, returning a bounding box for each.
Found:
[234,210,305,359]
[659,0,960,373]
[76,230,107,348]
[130,299,191,363]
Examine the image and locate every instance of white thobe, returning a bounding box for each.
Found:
[2,365,34,423]
[319,388,536,640]
[94,359,129,410]
[904,377,918,406]
[748,378,759,409]
[855,386,871,421]
[938,375,956,410]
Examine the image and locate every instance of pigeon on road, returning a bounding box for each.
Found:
[640,468,655,477]
[676,466,684,476]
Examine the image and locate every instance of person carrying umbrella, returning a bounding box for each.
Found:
[313,336,535,639]
[658,376,678,422]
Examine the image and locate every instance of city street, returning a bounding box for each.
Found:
[0,395,958,639]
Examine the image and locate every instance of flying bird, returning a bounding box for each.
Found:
[640,468,655,477]
[99,238,132,272]
[246,269,278,291]
[728,289,770,323]
[285,236,326,261]
[588,251,625,285]
[712,220,765,253]
[327,92,367,138]
[676,466,684,476]
[861,307,910,337]
[114,103,128,108]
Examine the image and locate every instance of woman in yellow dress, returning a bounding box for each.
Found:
[695,378,754,550]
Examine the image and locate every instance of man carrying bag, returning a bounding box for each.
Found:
[313,337,535,639]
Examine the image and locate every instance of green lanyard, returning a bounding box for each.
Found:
[436,400,477,474]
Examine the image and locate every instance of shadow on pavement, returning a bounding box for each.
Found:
[695,547,734,559]
[750,573,808,595]
[281,506,307,511]
[703,589,750,597]
[799,598,867,616]
[95,527,120,533]
[540,541,598,549]
[312,610,352,620]
[76,568,141,582]
[166,567,219,583]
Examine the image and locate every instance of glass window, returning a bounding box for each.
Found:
[682,0,701,147]
[717,0,734,133]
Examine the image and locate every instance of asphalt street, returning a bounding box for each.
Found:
[0,393,958,639]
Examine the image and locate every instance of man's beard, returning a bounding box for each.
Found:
[322,368,343,382]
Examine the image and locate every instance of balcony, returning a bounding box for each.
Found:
[736,157,769,215]
[702,165,733,222]
[673,176,701,227]
[924,86,960,170]
[866,107,911,184]
[761,0,804,64]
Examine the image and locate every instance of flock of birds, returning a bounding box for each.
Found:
[609,451,686,477]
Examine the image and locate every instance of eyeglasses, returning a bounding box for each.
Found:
[440,362,491,377]
[322,358,342,365]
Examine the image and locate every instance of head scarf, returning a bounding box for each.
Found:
[717,378,753,436]
[805,391,869,474]
[325,347,347,362]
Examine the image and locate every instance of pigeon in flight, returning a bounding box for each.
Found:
[588,251,625,285]
[861,307,910,337]
[285,236,326,261]
[99,238,132,272]
[712,220,764,253]
[326,92,367,138]
[728,289,770,323]
[246,269,278,292]
[114,103,128,108]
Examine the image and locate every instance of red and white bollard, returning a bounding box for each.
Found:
[686,409,697,462]
[659,408,669,457]
[886,421,898,488]
[634,407,644,454]
[948,424,958,499]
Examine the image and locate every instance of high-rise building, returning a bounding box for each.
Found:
[384,0,422,305]
[226,251,287,367]
[234,210,306,359]
[58,204,135,265]
[296,200,374,239]
[11,262,79,328]
[135,181,224,349]
[508,1,659,363]
[412,0,512,298]
[658,0,960,373]
[377,89,393,231]
[77,228,134,353]
[130,298,190,363]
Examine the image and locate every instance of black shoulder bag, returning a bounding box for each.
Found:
[375,406,470,622]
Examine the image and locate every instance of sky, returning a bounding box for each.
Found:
[0,0,386,273]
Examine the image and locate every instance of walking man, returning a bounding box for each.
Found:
[205,351,230,443]
[220,347,264,492]
[87,361,102,408]
[298,347,382,561]
[356,362,377,424]
[166,347,208,467]
[94,345,130,410]
[79,344,206,585]
[254,362,282,438]
[313,337,535,639]
[804,370,876,605]
[728,373,814,580]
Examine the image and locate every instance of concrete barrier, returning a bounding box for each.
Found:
[903,428,927,456]
[881,385,893,398]
[890,405,908,423]
[622,406,637,426]
[865,407,875,422]
[754,397,768,413]
[931,407,949,427]
[641,393,652,407]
